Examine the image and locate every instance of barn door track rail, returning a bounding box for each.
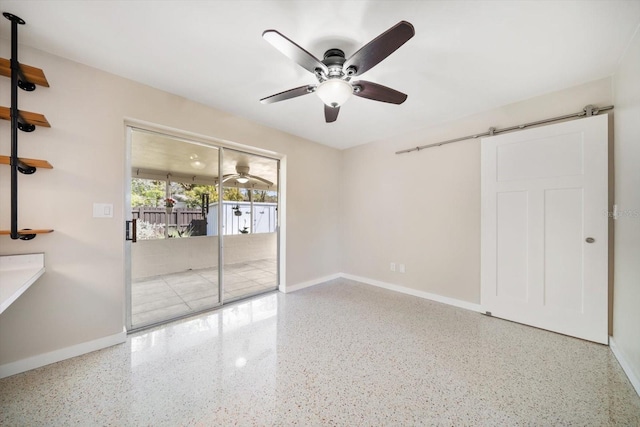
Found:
[395,104,613,155]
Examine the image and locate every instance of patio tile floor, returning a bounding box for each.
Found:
[131,258,277,327]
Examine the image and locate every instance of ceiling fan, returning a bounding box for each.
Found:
[260,21,415,123]
[221,165,273,186]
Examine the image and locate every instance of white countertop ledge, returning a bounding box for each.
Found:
[0,253,45,315]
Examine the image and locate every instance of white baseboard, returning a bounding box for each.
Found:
[284,271,481,313]
[281,273,342,293]
[341,273,482,313]
[610,337,640,396]
[0,327,126,379]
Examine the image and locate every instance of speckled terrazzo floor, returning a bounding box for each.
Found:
[1,279,639,425]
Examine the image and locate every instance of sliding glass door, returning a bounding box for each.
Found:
[126,129,279,331]
[128,129,221,329]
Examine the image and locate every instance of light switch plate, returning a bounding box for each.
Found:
[93,203,113,218]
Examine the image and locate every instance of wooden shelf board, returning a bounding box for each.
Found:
[0,155,53,169]
[0,229,54,236]
[0,106,50,127]
[0,58,49,87]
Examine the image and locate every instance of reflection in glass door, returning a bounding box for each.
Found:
[128,129,221,329]
[220,149,279,301]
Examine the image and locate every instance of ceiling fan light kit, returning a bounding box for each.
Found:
[222,164,273,187]
[316,79,353,108]
[189,154,206,170]
[260,21,415,123]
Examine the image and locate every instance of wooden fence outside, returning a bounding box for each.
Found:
[132,207,204,227]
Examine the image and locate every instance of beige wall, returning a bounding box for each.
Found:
[0,45,341,365]
[612,27,640,389]
[340,78,613,303]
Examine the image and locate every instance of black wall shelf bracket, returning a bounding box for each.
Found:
[14,58,36,91]
[15,158,36,175]
[3,12,24,24]
[17,116,36,132]
[17,78,36,92]
[18,229,36,241]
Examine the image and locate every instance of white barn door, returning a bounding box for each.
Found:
[481,114,608,344]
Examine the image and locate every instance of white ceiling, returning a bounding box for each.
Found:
[1,1,639,150]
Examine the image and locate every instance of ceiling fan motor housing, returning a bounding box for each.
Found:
[236,165,250,175]
[322,49,348,78]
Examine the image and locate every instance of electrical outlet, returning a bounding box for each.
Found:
[399,264,405,273]
[390,262,396,272]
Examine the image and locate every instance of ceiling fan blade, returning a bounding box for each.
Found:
[260,85,315,104]
[263,30,329,75]
[352,80,407,104]
[248,174,274,186]
[344,21,415,76]
[325,105,340,123]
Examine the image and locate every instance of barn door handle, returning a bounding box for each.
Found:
[585,237,595,243]
[125,219,137,243]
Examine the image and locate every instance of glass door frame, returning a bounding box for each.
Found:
[124,123,282,332]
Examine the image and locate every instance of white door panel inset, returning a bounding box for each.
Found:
[482,115,608,344]
[496,191,529,301]
[497,132,584,181]
[544,188,583,312]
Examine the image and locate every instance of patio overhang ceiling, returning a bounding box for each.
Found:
[131,131,278,191]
